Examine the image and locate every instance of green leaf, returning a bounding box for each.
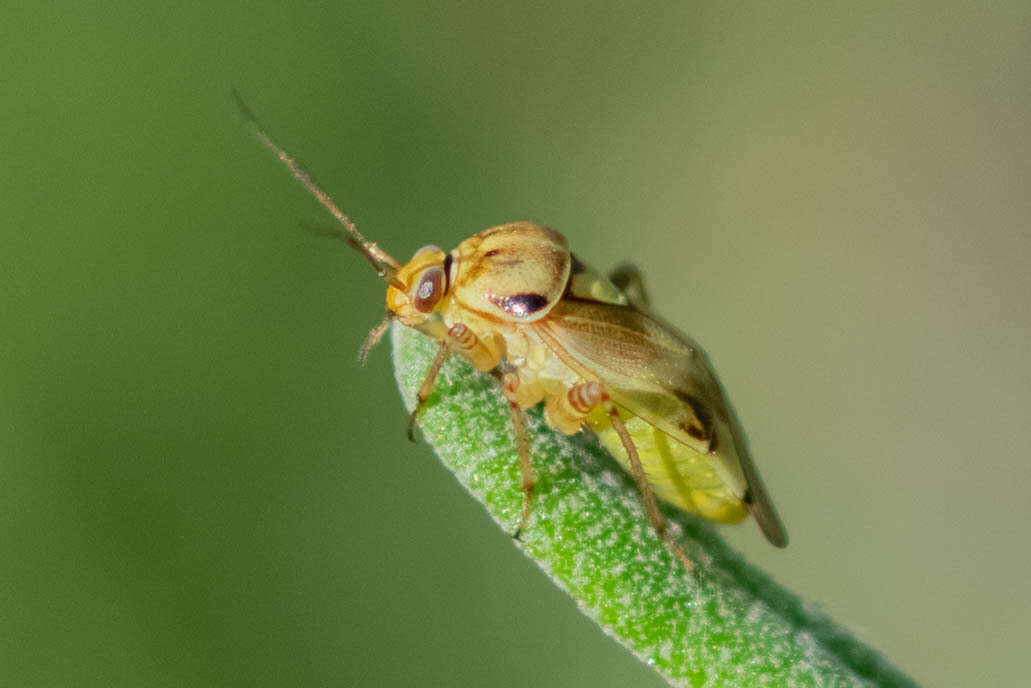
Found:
[392,323,919,688]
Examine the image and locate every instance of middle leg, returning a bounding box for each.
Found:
[496,371,535,539]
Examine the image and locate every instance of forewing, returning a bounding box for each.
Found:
[538,299,722,453]
[537,297,788,547]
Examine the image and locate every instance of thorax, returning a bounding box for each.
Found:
[440,301,581,405]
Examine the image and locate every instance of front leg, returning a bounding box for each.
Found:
[448,323,502,371]
[408,323,503,441]
[407,338,451,441]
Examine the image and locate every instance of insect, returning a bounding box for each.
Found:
[235,94,787,567]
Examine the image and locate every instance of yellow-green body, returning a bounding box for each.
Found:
[386,222,784,543]
[587,407,746,523]
[236,98,785,546]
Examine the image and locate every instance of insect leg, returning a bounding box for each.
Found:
[606,403,694,572]
[608,263,650,308]
[508,388,535,538]
[407,339,451,442]
[408,323,502,441]
[545,381,606,434]
[490,371,535,538]
[448,323,500,371]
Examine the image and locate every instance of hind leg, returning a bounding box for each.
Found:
[544,379,694,572]
[608,263,650,309]
[537,378,693,570]
[605,405,694,572]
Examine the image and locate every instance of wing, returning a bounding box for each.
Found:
[539,298,721,449]
[535,267,787,546]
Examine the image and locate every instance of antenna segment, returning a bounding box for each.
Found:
[232,91,403,286]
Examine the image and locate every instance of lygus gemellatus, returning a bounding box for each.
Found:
[236,95,787,568]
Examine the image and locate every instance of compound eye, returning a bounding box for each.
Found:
[412,267,444,313]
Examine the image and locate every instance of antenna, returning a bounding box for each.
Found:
[232,91,403,287]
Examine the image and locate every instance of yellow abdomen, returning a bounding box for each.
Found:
[586,406,747,524]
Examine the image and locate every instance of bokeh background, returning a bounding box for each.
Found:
[2,2,1029,686]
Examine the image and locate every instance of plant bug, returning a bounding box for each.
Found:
[235,94,788,568]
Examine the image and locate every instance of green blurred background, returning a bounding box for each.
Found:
[2,2,1028,686]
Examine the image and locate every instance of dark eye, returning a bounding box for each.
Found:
[413,267,443,312]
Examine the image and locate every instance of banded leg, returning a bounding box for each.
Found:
[608,263,650,309]
[449,323,500,372]
[408,323,503,441]
[606,404,694,572]
[498,372,535,538]
[545,381,606,435]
